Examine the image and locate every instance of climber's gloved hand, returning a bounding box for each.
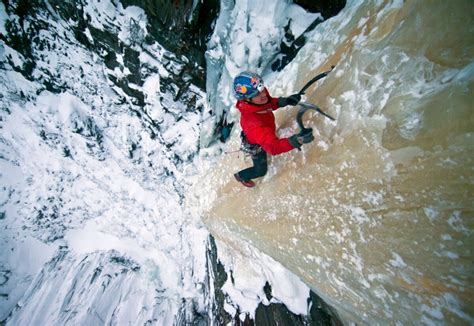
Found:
[278,93,301,107]
[288,128,314,150]
[299,128,314,144]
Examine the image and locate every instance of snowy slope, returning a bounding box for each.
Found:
[1,1,210,323]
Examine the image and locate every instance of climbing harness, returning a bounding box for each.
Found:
[240,131,263,156]
[224,133,262,157]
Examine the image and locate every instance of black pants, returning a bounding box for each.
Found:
[237,150,268,181]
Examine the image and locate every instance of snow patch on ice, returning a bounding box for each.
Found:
[447,211,470,235]
[389,252,407,268]
[423,207,439,222]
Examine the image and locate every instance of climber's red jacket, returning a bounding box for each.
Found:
[236,87,295,155]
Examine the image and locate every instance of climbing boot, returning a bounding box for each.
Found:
[234,173,255,188]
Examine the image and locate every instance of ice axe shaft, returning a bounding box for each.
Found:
[296,102,335,134]
[298,65,335,95]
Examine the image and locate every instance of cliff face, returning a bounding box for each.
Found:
[0,0,213,323]
[2,0,472,324]
[0,0,344,324]
[201,1,474,324]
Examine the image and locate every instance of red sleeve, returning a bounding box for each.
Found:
[254,127,295,155]
[269,96,280,111]
[264,88,280,110]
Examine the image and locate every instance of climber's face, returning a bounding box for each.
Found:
[250,90,269,105]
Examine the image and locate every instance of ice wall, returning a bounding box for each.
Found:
[200,1,473,324]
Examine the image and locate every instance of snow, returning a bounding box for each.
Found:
[0,3,7,36]
[83,0,123,31]
[142,74,161,103]
[0,234,55,320]
[9,0,472,324]
[0,0,325,322]
[447,211,469,235]
[83,27,94,43]
[117,5,148,45]
[216,238,310,317]
[0,1,210,323]
[389,253,407,268]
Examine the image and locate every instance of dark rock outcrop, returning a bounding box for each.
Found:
[206,235,343,326]
[294,0,346,19]
[271,0,346,71]
[120,0,220,89]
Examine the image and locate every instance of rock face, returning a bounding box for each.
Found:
[206,235,342,326]
[294,0,346,18]
[1,0,213,108]
[1,0,212,323]
[201,1,474,325]
[119,0,220,90]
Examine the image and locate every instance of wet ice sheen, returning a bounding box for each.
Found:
[201,0,474,324]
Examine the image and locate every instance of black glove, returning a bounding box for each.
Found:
[278,93,301,107]
[288,128,314,150]
[299,129,314,144]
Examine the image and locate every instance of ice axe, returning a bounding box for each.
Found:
[296,102,335,136]
[294,66,336,134]
[298,65,335,95]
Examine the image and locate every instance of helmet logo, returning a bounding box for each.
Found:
[251,76,264,92]
[250,76,259,87]
[235,84,247,94]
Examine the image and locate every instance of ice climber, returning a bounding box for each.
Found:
[232,71,314,188]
